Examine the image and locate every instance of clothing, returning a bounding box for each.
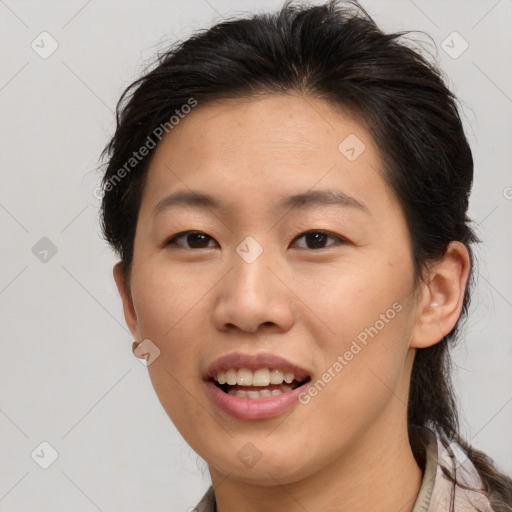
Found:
[412,426,494,511]
[193,426,495,511]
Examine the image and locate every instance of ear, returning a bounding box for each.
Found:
[410,241,471,348]
[113,261,139,339]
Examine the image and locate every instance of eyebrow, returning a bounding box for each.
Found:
[152,188,370,217]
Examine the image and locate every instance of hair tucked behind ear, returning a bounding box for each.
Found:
[98,0,512,508]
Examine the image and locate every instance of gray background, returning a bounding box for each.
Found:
[0,0,511,510]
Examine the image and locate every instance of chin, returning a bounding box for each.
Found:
[203,441,320,486]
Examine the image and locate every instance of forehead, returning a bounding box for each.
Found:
[157,94,370,162]
[138,93,395,218]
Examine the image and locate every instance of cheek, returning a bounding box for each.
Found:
[308,255,412,348]
[303,258,414,413]
[131,262,203,337]
[291,310,413,464]
[129,265,211,391]
[132,269,208,432]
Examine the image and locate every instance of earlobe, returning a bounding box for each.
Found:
[113,262,139,338]
[410,241,471,349]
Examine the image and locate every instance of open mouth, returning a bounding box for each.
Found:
[210,368,311,399]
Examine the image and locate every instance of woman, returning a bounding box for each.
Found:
[98,1,512,510]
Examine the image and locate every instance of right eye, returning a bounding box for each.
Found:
[164,231,218,249]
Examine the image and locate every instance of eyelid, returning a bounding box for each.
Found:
[165,229,348,250]
[291,229,347,249]
[164,230,218,249]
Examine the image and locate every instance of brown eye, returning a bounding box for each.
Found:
[291,230,346,250]
[165,229,346,251]
[165,231,217,249]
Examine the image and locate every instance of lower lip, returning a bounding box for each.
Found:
[204,380,307,420]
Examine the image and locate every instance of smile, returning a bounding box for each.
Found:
[212,367,309,398]
[204,353,312,419]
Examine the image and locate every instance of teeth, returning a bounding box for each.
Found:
[227,384,293,398]
[283,372,294,384]
[270,369,284,384]
[215,367,306,386]
[237,368,253,386]
[225,369,237,385]
[252,368,269,386]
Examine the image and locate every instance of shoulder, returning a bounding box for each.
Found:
[416,426,496,512]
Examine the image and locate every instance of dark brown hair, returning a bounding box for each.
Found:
[98,1,512,508]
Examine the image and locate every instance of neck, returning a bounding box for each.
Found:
[209,416,424,512]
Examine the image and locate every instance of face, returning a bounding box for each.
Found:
[117,93,424,485]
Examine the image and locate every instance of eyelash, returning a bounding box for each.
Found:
[164,229,347,250]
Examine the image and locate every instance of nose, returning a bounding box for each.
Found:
[212,239,295,334]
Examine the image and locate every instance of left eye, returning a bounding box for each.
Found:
[165,230,346,250]
[291,230,346,250]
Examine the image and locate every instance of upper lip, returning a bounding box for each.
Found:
[204,352,312,381]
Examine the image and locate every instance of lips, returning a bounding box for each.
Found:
[202,352,313,419]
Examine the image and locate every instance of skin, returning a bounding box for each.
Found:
[113,93,470,512]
